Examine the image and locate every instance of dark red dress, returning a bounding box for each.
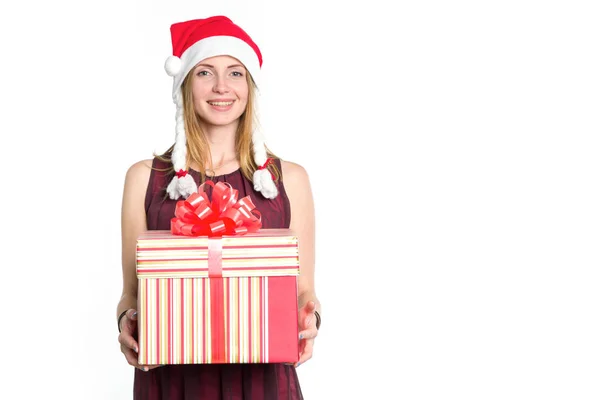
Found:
[134,157,303,400]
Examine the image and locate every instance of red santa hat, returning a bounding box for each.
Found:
[164,16,278,200]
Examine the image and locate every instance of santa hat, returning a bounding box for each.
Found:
[164,15,278,200]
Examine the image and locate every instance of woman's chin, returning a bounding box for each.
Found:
[200,115,242,127]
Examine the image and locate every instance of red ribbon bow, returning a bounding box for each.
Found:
[171,181,262,236]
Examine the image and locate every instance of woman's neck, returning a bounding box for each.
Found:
[196,121,239,172]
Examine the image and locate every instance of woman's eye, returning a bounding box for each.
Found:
[231,71,243,77]
[197,70,210,76]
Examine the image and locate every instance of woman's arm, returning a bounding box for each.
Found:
[281,160,321,366]
[116,159,153,370]
[281,160,321,312]
[116,159,152,319]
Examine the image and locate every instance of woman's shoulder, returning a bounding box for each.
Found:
[279,159,312,197]
[123,158,156,193]
[122,159,155,220]
[125,159,154,180]
[280,159,309,180]
[125,155,172,179]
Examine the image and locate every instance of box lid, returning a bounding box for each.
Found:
[136,229,299,279]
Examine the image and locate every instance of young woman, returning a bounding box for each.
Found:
[116,16,321,399]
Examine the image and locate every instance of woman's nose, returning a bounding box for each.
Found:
[212,76,229,93]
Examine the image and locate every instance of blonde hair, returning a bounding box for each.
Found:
[154,68,281,184]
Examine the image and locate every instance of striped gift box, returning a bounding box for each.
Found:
[135,229,300,365]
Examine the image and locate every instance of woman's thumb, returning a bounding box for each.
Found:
[128,309,138,321]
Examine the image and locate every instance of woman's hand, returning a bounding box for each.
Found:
[296,301,319,367]
[118,309,161,371]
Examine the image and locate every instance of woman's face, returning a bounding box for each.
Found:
[191,55,249,128]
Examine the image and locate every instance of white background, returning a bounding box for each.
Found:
[1,0,599,399]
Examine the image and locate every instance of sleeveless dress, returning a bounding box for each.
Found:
[133,157,304,400]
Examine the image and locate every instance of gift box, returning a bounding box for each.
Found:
[135,229,300,365]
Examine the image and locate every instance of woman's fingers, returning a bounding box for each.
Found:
[119,309,139,353]
[302,301,316,315]
[141,364,163,371]
[119,330,139,353]
[299,309,318,337]
[121,345,163,371]
[121,345,141,368]
[296,339,314,367]
[294,302,318,367]
[118,316,140,367]
[298,326,318,341]
[299,303,319,331]
[119,310,163,371]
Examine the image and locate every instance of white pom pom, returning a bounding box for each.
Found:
[166,174,198,200]
[253,169,278,199]
[164,56,182,77]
